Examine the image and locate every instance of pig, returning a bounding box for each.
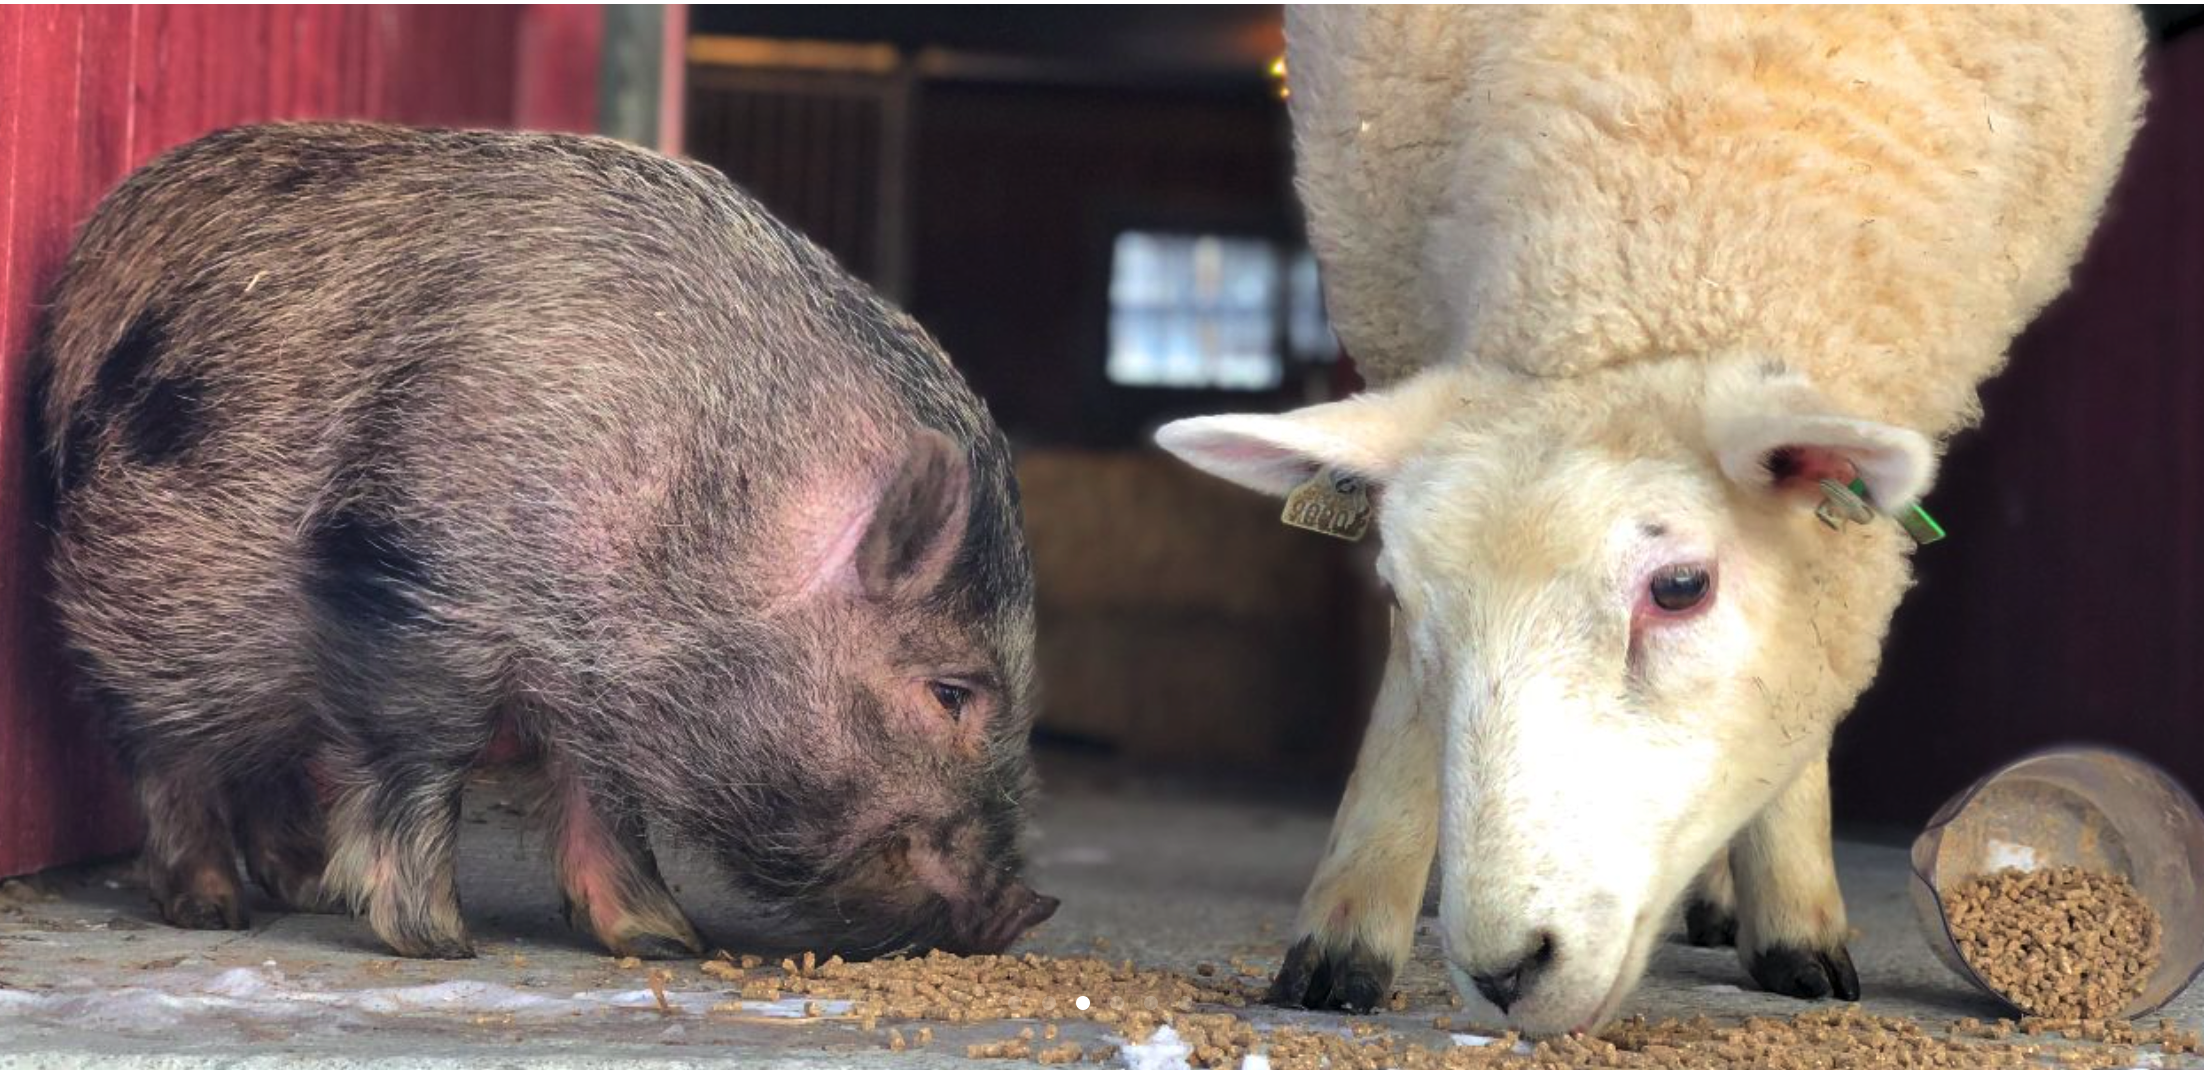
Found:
[30,122,1056,960]
[1157,6,2145,1035]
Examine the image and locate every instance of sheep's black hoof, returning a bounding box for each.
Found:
[1684,896,1737,947]
[1747,941,1860,1001]
[1269,934,1394,1014]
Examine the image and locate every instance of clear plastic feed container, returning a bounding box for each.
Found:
[1910,745,2204,1019]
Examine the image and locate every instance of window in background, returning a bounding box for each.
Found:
[1285,246,1333,364]
[1106,231,1335,390]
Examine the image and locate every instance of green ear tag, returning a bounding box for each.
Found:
[1896,502,1947,546]
[1848,478,1947,547]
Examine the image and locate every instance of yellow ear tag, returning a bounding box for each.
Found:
[1282,467,1373,542]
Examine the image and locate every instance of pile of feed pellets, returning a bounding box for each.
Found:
[681,940,2199,1069]
[696,949,1257,1064]
[1943,865,2163,1019]
[646,860,2201,1068]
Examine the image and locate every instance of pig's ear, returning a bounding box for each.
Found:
[1707,365,1936,509]
[856,428,972,600]
[1153,374,1456,497]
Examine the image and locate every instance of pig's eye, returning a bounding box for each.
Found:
[1649,565,1712,613]
[928,681,971,721]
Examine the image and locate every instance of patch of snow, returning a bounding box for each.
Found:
[204,966,285,998]
[726,997,855,1019]
[1116,1025,1279,1070]
[1452,1033,1535,1055]
[0,982,319,1032]
[574,989,850,1019]
[348,980,574,1016]
[1121,1025,1193,1070]
[0,964,847,1035]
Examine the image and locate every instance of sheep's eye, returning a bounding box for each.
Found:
[928,681,971,721]
[1649,565,1712,613]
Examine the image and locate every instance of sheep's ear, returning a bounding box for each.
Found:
[1707,365,1936,509]
[1154,373,1456,497]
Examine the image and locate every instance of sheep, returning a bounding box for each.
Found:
[1158,5,2146,1035]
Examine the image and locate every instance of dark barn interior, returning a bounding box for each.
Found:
[681,6,1379,787]
[2,5,2203,1067]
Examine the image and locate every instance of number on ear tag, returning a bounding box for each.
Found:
[1282,468,1373,542]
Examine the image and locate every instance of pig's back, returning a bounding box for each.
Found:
[37,123,1003,670]
[42,122,927,485]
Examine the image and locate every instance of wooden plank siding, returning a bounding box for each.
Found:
[0,4,606,879]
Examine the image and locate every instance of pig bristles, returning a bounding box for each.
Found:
[35,122,1049,962]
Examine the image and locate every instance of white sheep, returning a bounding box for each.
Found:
[1159,5,2146,1035]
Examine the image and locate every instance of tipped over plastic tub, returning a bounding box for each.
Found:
[1910,746,2204,1018]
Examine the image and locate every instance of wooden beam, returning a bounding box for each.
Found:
[686,35,898,76]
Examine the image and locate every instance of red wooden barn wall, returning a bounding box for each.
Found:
[0,4,605,879]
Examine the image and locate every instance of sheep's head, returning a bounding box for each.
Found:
[1158,357,1932,1033]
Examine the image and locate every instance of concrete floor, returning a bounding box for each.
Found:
[1,760,2197,1068]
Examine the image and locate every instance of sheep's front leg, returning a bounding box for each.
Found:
[1683,848,1737,947]
[1731,756,1858,1000]
[1270,618,1437,1013]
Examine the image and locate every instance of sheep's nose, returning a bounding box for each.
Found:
[1469,932,1557,1013]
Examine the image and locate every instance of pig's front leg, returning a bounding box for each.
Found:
[1731,755,1858,1000]
[136,757,249,931]
[547,763,704,960]
[236,764,340,915]
[1270,619,1437,1013]
[320,745,476,960]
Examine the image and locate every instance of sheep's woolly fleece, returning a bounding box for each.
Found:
[1287,5,2146,438]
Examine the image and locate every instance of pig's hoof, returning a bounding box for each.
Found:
[255,869,341,915]
[380,922,477,960]
[567,895,705,960]
[1746,942,1859,1001]
[157,892,247,931]
[614,930,704,961]
[395,936,477,960]
[1269,935,1394,1014]
[292,887,347,916]
[1683,896,1737,947]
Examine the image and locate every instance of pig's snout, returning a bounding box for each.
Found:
[941,882,1059,955]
